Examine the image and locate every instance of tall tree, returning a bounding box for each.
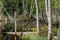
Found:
[14,11,17,40]
[35,0,39,32]
[45,0,52,40]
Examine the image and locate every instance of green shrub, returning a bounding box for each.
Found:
[22,33,56,40]
[52,26,58,36]
[3,23,13,32]
[39,25,58,36]
[22,33,41,40]
[39,25,48,36]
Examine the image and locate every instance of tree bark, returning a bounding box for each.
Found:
[14,11,17,40]
[45,0,52,40]
[35,0,39,32]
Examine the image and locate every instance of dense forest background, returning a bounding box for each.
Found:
[0,0,60,40]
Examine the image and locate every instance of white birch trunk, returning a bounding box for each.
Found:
[14,11,17,40]
[48,0,52,40]
[35,0,39,32]
[45,0,52,40]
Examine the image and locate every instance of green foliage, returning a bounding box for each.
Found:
[31,28,37,32]
[4,23,13,29]
[0,34,3,40]
[22,16,29,21]
[38,0,45,10]
[51,0,60,9]
[52,25,58,36]
[39,25,48,36]
[0,5,2,12]
[22,33,42,40]
[0,0,59,39]
[3,23,13,32]
[22,33,56,40]
[39,25,58,36]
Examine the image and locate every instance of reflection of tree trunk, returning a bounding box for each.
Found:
[45,0,52,40]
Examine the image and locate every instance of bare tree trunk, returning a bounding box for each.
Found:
[14,11,17,40]
[35,0,39,32]
[45,0,52,40]
[48,0,52,40]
